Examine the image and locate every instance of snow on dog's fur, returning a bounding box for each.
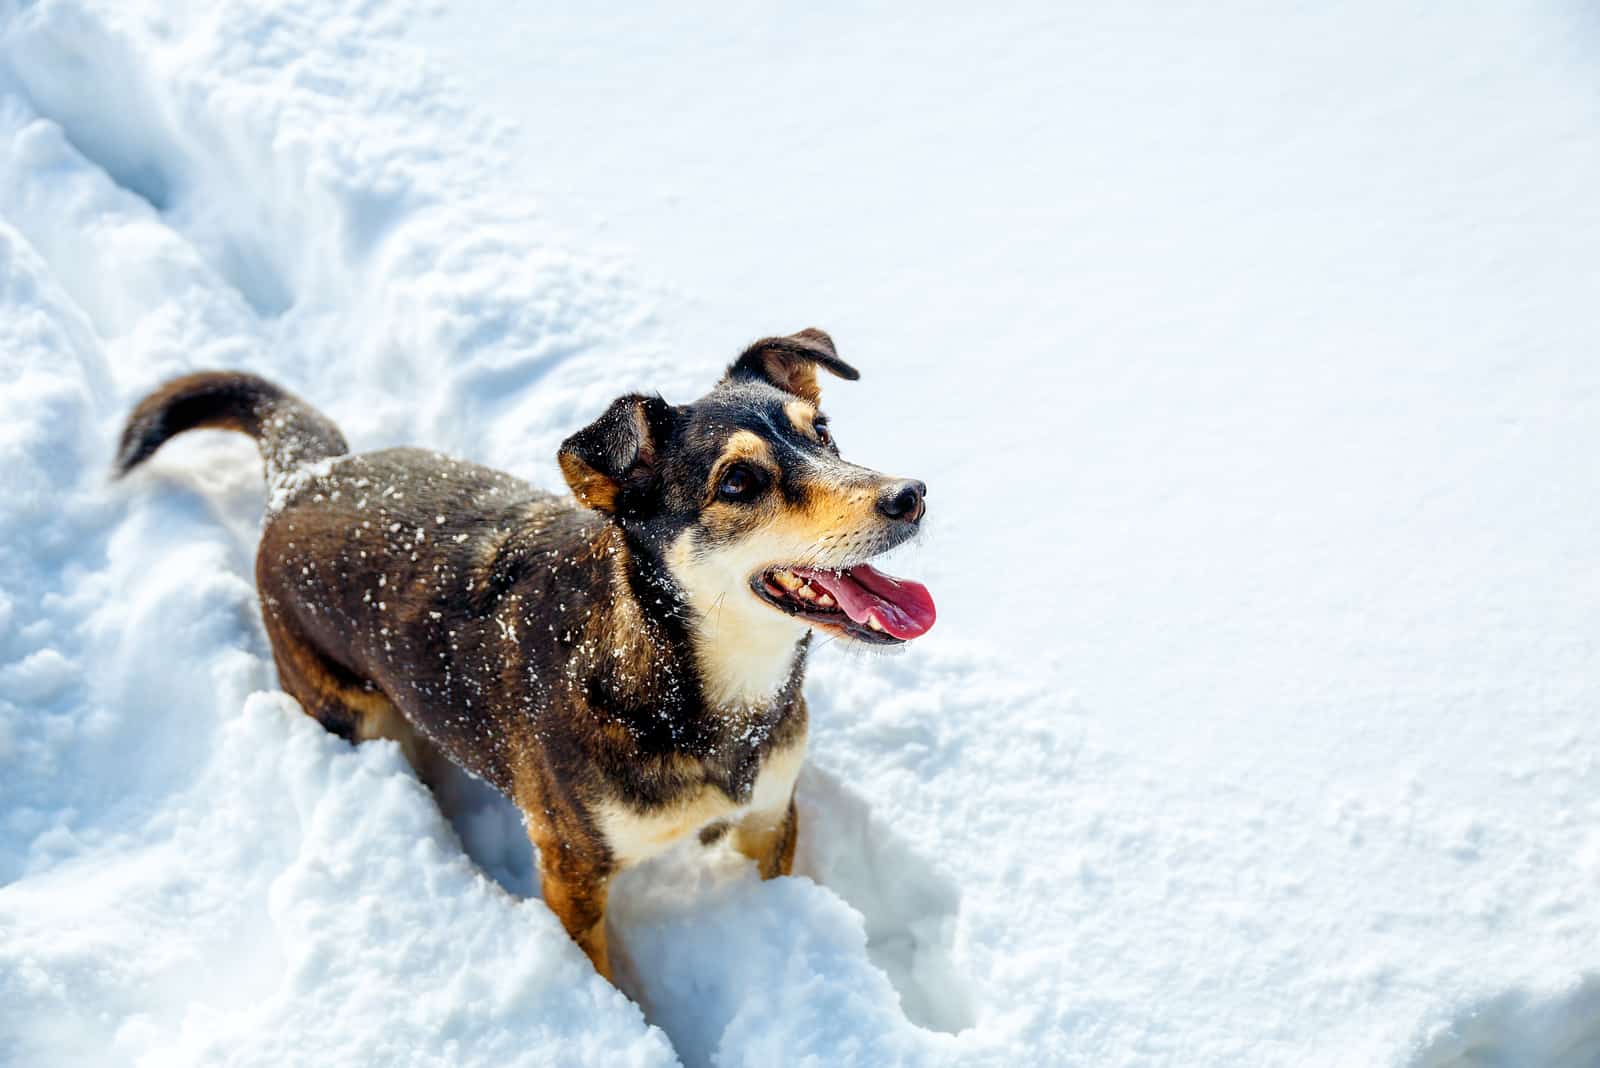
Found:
[114,328,935,981]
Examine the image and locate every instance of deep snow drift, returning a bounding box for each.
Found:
[2,1,1599,1066]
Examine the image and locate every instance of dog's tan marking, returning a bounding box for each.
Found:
[559,451,620,513]
[732,799,799,879]
[784,399,817,436]
[596,732,806,868]
[353,692,446,785]
[716,429,773,470]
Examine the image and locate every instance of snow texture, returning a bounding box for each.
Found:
[1,1,1598,1065]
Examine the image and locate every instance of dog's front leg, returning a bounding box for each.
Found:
[732,795,798,880]
[535,844,614,981]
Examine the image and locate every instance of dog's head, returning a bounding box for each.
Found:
[559,328,935,700]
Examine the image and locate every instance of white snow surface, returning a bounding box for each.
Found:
[1,1,1598,1065]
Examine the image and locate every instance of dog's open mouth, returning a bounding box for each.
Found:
[752,564,936,644]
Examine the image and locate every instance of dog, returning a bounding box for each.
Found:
[114,328,935,980]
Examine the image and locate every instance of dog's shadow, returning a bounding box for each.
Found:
[433,761,977,1052]
[789,764,978,1035]
[1407,975,1600,1067]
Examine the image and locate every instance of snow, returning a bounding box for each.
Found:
[1,1,1598,1066]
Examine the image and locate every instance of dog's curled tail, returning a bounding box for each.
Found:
[114,371,348,482]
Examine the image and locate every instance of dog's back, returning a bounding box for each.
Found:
[255,445,609,789]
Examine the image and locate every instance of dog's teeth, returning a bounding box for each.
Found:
[868,617,884,631]
[772,569,802,591]
[815,593,835,608]
[796,583,817,601]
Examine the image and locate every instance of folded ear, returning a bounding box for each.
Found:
[723,327,860,404]
[558,394,673,515]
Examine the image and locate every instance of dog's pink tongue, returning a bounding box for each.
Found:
[796,564,937,640]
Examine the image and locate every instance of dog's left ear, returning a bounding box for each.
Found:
[723,327,860,404]
[558,393,674,516]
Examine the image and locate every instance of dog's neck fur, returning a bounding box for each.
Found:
[594,535,801,712]
[591,524,808,717]
[689,591,809,710]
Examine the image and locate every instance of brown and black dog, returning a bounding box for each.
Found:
[115,328,935,980]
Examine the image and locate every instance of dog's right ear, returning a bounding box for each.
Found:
[723,328,859,404]
[558,394,673,516]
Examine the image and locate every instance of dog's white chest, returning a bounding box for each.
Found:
[596,736,806,868]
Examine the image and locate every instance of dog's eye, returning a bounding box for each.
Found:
[717,463,765,503]
[814,419,834,449]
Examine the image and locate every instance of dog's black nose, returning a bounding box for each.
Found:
[877,480,927,523]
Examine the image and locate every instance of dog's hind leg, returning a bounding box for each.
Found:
[351,691,448,787]
[262,608,444,785]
